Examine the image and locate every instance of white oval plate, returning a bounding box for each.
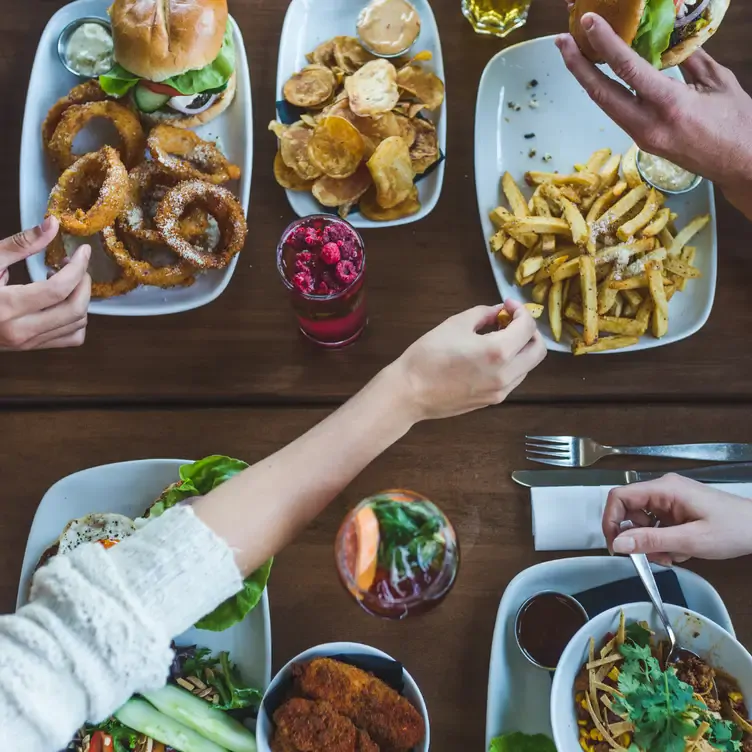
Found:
[16,459,271,697]
[484,557,733,747]
[474,36,717,353]
[19,0,253,316]
[275,0,446,228]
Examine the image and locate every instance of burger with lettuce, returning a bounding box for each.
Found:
[569,0,730,69]
[100,0,236,127]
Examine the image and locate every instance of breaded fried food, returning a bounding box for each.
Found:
[272,698,378,752]
[292,658,425,752]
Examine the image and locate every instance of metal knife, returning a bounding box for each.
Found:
[512,462,752,488]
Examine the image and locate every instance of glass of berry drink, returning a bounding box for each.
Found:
[334,490,460,620]
[277,214,367,348]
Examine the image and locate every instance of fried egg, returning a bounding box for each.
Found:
[57,513,136,555]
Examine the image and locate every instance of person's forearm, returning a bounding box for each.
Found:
[192,362,419,575]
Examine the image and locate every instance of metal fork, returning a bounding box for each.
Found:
[524,436,752,467]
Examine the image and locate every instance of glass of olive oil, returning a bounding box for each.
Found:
[461,0,532,37]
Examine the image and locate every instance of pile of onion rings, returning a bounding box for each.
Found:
[155,180,247,270]
[42,80,110,148]
[47,100,145,171]
[147,124,241,185]
[47,146,129,236]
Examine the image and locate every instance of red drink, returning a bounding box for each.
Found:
[335,490,460,620]
[277,215,367,348]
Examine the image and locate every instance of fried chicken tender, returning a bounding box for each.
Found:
[292,659,425,752]
[272,698,378,752]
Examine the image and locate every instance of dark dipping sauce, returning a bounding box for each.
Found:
[516,592,589,670]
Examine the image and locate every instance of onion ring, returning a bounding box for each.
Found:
[47,146,129,236]
[119,162,210,244]
[147,124,241,185]
[45,232,138,299]
[155,180,247,270]
[47,100,146,170]
[42,80,110,147]
[101,224,196,289]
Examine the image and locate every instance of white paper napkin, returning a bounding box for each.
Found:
[531,483,752,551]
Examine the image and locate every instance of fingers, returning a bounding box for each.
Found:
[13,315,88,351]
[12,244,91,317]
[0,216,59,270]
[453,304,504,332]
[611,521,706,558]
[555,33,643,134]
[680,48,729,88]
[499,330,547,386]
[485,305,537,360]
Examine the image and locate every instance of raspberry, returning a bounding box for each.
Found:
[320,242,341,265]
[304,228,323,249]
[292,271,313,293]
[297,251,312,263]
[335,260,358,285]
[315,281,330,295]
[323,224,349,245]
[287,224,309,250]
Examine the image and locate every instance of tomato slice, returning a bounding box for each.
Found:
[90,731,112,752]
[99,538,118,549]
[674,0,685,12]
[143,80,182,98]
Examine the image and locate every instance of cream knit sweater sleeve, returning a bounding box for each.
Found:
[0,505,243,752]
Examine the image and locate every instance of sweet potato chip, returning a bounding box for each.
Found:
[394,113,416,148]
[333,36,376,74]
[360,185,420,221]
[306,39,337,67]
[277,121,323,181]
[274,151,315,191]
[410,118,439,174]
[396,64,445,110]
[308,115,365,179]
[283,65,336,109]
[366,135,415,208]
[312,163,372,210]
[345,59,400,117]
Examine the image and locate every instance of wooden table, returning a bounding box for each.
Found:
[1,1,752,750]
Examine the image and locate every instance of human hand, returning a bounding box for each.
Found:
[556,13,752,219]
[0,216,91,350]
[394,299,546,421]
[603,473,752,565]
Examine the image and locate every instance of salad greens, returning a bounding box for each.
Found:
[488,732,556,752]
[99,21,235,97]
[148,455,273,632]
[370,498,445,579]
[614,639,743,752]
[632,0,676,67]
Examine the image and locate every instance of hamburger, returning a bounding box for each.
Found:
[569,0,731,69]
[99,0,236,127]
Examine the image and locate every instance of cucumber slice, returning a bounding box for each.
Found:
[134,84,171,113]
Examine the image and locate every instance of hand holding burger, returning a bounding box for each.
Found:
[557,5,752,222]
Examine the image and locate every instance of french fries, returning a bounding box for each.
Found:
[488,147,710,354]
[497,303,544,329]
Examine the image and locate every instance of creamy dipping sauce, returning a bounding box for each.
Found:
[65,22,114,77]
[638,151,698,192]
[357,0,421,56]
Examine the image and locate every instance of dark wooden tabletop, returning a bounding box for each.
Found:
[1,2,752,751]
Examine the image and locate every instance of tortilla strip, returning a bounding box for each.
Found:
[587,654,623,670]
[585,692,627,752]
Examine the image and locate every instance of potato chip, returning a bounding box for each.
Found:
[306,39,337,67]
[308,115,365,179]
[396,64,445,110]
[345,59,400,117]
[360,185,420,221]
[278,121,323,181]
[410,118,439,174]
[274,151,315,191]
[268,120,287,139]
[333,36,376,74]
[312,163,372,209]
[300,113,319,128]
[366,135,415,208]
[394,113,416,148]
[355,111,402,143]
[283,65,336,109]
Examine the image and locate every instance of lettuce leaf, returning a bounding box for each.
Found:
[489,733,556,752]
[633,0,677,67]
[150,455,273,632]
[99,21,235,97]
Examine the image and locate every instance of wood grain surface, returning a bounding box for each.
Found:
[1,403,750,750]
[0,0,751,402]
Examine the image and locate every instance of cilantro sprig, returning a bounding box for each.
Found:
[614,638,742,752]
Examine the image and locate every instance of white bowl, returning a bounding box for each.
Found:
[257,641,430,752]
[551,602,752,751]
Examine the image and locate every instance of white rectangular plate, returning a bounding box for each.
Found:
[20,0,253,316]
[474,36,717,353]
[276,0,446,228]
[485,556,733,746]
[17,459,272,700]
